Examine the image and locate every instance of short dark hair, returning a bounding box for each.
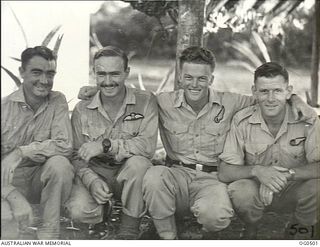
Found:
[93,46,128,70]
[254,62,289,83]
[21,46,56,69]
[179,46,216,71]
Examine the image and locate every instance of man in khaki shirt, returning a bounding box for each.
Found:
[66,46,158,239]
[219,62,320,239]
[1,46,74,239]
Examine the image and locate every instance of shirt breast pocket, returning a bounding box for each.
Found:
[284,136,306,160]
[121,119,142,138]
[204,124,230,155]
[244,143,268,166]
[82,124,105,141]
[163,122,189,151]
[33,130,50,142]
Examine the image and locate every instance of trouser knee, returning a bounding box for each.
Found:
[118,156,152,181]
[65,179,103,224]
[43,155,74,182]
[142,166,171,192]
[192,201,233,232]
[295,179,320,226]
[228,179,263,224]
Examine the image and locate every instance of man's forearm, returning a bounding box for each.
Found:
[218,162,254,182]
[291,163,320,180]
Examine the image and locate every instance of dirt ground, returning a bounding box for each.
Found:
[14,204,315,240]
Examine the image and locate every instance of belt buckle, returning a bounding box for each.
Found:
[195,164,203,171]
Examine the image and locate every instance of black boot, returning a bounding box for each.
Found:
[115,213,141,240]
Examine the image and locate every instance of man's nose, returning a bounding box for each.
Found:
[103,74,113,84]
[267,91,275,101]
[191,78,198,87]
[39,74,49,85]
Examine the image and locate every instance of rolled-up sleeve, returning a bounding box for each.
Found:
[19,94,73,158]
[305,118,320,163]
[71,103,100,189]
[219,117,245,165]
[108,94,158,162]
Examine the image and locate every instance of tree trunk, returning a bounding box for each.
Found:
[174,0,206,89]
[310,0,320,107]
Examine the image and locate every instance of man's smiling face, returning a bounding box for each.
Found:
[180,62,213,105]
[94,56,129,99]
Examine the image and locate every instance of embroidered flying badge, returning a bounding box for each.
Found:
[123,112,144,121]
[214,105,225,123]
[289,137,306,146]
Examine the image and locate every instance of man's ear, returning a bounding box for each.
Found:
[209,75,214,86]
[286,85,293,100]
[19,67,24,80]
[251,85,257,99]
[125,67,130,78]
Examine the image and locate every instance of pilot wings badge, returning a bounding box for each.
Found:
[123,112,144,121]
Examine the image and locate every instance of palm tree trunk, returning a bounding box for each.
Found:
[310,0,320,107]
[174,0,206,89]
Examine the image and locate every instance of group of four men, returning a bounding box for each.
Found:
[1,45,319,240]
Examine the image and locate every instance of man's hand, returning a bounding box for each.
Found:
[28,154,47,163]
[290,95,316,121]
[90,179,113,204]
[78,141,103,163]
[78,86,98,100]
[251,165,288,193]
[7,190,33,228]
[1,149,23,187]
[259,184,273,206]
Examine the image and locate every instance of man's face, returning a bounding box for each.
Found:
[19,56,56,99]
[179,62,213,104]
[94,56,129,98]
[253,75,292,119]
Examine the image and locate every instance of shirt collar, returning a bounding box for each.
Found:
[8,85,26,103]
[173,87,221,108]
[8,84,49,107]
[87,86,136,109]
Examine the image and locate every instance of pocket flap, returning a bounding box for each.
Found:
[163,122,188,134]
[245,143,268,155]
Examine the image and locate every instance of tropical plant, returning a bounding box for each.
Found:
[1,6,64,88]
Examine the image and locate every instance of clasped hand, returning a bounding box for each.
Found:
[253,165,291,193]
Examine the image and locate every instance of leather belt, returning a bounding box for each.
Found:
[166,156,218,173]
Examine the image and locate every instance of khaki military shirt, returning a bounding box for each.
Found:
[71,87,158,188]
[1,85,73,197]
[219,104,320,168]
[157,89,254,166]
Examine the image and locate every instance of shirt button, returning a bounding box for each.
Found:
[196,150,199,153]
[274,160,278,163]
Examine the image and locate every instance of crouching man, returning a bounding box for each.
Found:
[1,46,74,239]
[219,62,320,239]
[66,46,158,239]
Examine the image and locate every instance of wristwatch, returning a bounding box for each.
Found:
[288,168,296,180]
[102,138,111,153]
